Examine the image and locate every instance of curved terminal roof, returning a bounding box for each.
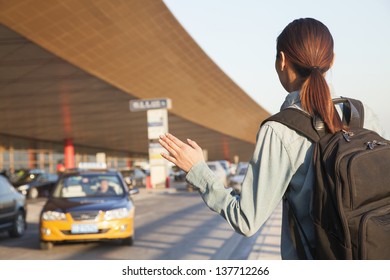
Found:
[0,0,270,161]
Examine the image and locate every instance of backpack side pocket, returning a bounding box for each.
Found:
[359,204,390,259]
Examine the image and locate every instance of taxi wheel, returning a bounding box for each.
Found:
[40,241,54,250]
[122,236,134,246]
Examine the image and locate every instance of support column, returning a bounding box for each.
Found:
[27,148,36,169]
[64,138,75,168]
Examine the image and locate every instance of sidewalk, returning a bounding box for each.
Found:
[248,203,282,260]
[139,180,282,260]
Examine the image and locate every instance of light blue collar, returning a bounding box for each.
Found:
[280,90,301,111]
[279,89,341,112]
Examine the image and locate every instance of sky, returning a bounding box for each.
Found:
[163,0,390,136]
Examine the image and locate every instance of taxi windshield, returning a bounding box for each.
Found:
[52,174,125,198]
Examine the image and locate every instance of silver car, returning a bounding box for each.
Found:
[0,175,27,238]
[207,161,228,185]
[229,162,249,194]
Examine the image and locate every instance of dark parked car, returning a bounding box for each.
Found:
[120,168,147,188]
[171,165,186,181]
[0,175,27,238]
[10,169,58,199]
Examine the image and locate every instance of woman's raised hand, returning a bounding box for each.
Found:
[159,133,204,173]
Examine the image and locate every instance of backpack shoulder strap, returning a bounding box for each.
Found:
[262,108,320,142]
[263,97,365,141]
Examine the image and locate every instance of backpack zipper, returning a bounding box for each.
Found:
[342,130,354,142]
[322,130,373,160]
[365,140,388,150]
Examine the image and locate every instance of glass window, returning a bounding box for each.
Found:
[53,174,124,198]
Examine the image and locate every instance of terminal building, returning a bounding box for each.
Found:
[0,0,269,173]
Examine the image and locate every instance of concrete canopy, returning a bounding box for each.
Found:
[0,0,270,161]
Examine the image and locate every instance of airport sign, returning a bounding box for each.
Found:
[130,98,172,112]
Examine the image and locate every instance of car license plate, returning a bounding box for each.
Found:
[71,224,98,234]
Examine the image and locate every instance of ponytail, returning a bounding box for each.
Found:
[277,18,344,134]
[300,68,344,133]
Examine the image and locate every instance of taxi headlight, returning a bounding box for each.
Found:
[104,208,130,220]
[42,211,66,221]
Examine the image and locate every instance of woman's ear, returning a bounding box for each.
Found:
[278,51,286,71]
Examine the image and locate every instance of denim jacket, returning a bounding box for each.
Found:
[186,91,385,259]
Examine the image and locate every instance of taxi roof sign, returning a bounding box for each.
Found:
[129,98,172,112]
[78,162,107,169]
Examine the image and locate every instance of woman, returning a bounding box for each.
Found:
[158,18,384,259]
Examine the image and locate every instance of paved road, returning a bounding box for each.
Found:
[0,185,281,260]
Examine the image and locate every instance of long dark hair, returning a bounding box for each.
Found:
[277,18,344,133]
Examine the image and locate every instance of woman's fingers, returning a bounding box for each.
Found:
[165,133,185,148]
[187,138,200,150]
[158,136,178,165]
[159,134,180,156]
[160,152,177,165]
[159,133,204,172]
[159,135,173,152]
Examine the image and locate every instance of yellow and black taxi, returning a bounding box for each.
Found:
[39,163,138,250]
